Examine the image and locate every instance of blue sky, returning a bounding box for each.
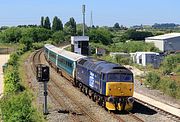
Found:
[0,0,179,27]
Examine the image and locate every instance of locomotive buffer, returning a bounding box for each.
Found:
[36,64,49,115]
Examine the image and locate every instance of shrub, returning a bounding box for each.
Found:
[167,80,178,97]
[159,79,180,98]
[0,92,35,122]
[8,53,19,66]
[145,72,160,89]
[162,54,180,75]
[4,67,24,94]
[32,42,44,50]
[115,55,132,65]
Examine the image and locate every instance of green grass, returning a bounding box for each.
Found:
[17,51,45,122]
[18,51,32,88]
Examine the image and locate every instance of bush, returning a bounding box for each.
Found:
[0,45,44,121]
[0,92,36,122]
[109,41,159,53]
[115,55,132,65]
[8,53,19,66]
[145,72,160,89]
[159,79,180,98]
[32,42,44,50]
[162,54,180,75]
[175,65,180,74]
[4,67,24,94]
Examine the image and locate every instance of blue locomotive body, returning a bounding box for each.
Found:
[77,66,104,94]
[76,58,107,95]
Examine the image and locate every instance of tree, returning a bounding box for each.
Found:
[40,16,44,27]
[76,23,88,35]
[64,17,76,35]
[113,23,120,29]
[52,16,63,31]
[44,16,51,29]
[123,29,153,40]
[52,31,65,44]
[19,36,33,51]
[88,28,113,45]
[0,27,22,43]
[21,27,52,42]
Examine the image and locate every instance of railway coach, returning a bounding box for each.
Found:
[44,44,86,82]
[44,44,134,111]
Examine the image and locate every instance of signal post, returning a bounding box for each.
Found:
[36,64,50,115]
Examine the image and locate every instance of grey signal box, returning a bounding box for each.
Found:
[71,36,89,55]
[36,64,49,82]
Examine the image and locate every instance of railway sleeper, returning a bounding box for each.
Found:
[58,109,83,116]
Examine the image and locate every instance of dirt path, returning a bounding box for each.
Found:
[0,55,10,98]
[124,65,144,76]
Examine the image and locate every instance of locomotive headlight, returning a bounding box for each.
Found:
[127,97,134,104]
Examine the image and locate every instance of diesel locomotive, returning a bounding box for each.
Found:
[44,44,134,111]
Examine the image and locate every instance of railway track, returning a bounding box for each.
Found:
[135,98,180,122]
[126,111,144,122]
[48,83,82,122]
[50,74,98,122]
[31,49,82,121]
[31,49,99,122]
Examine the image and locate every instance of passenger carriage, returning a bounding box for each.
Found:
[44,44,86,81]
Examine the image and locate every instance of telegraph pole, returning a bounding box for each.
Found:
[82,4,85,36]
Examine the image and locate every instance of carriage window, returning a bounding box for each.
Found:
[108,73,133,82]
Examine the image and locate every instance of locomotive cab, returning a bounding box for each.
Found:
[103,67,134,111]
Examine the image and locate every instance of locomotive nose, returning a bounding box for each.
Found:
[106,82,134,96]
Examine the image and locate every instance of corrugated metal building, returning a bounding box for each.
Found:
[145,33,180,52]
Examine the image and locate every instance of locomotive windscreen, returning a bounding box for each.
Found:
[107,73,133,82]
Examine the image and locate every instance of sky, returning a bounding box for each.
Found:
[0,0,180,27]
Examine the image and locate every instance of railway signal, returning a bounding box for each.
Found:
[36,64,49,115]
[36,64,49,82]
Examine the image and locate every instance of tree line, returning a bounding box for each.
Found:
[0,16,163,50]
[40,16,77,35]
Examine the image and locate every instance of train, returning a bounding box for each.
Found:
[44,44,134,111]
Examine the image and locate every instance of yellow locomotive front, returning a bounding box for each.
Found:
[105,73,134,111]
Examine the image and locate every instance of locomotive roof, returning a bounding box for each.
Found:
[44,44,86,61]
[78,57,132,74]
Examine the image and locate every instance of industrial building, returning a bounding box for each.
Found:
[145,33,180,53]
[133,52,161,68]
